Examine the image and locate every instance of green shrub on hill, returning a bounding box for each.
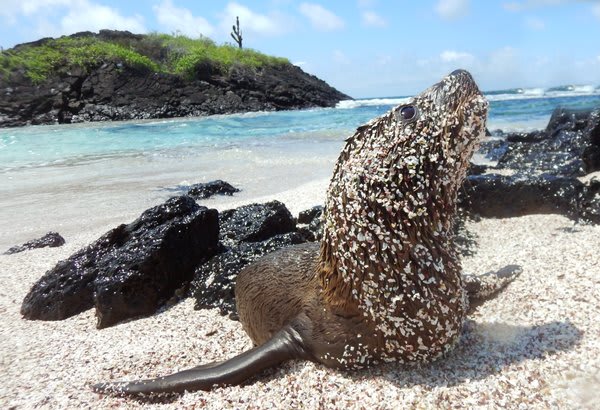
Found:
[148,33,289,78]
[0,32,290,83]
[0,37,159,83]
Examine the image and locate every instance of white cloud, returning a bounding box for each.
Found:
[440,50,475,63]
[593,3,600,20]
[435,47,523,88]
[1,0,70,16]
[525,16,545,30]
[362,11,387,27]
[299,3,345,31]
[435,0,469,20]
[1,0,146,36]
[60,1,146,34]
[219,2,288,37]
[153,0,213,38]
[0,0,70,24]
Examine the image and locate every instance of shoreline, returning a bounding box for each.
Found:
[0,175,332,252]
[1,187,599,408]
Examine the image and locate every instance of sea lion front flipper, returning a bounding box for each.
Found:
[92,325,310,395]
[463,265,522,313]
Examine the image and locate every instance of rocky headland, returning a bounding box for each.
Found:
[0,30,350,128]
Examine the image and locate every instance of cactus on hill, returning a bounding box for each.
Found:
[231,16,243,49]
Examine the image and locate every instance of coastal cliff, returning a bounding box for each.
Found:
[0,30,351,128]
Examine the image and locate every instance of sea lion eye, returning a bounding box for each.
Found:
[399,105,417,122]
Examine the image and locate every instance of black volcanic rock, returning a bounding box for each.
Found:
[478,138,509,162]
[504,131,547,143]
[458,173,600,223]
[187,180,240,200]
[492,108,600,176]
[545,108,591,135]
[459,174,581,219]
[0,31,351,128]
[580,179,600,224]
[297,205,323,224]
[581,110,600,172]
[467,162,487,176]
[21,196,219,328]
[465,108,600,224]
[219,200,296,243]
[191,232,307,318]
[4,232,65,255]
[297,205,324,241]
[191,201,315,317]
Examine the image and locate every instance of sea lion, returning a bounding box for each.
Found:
[93,69,521,395]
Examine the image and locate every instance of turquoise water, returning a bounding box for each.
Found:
[2,86,599,172]
[1,86,599,248]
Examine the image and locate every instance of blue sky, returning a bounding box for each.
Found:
[1,0,600,97]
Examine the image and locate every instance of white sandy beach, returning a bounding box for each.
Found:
[1,178,599,410]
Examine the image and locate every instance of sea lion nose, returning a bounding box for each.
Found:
[448,69,476,87]
[446,69,482,101]
[449,69,470,77]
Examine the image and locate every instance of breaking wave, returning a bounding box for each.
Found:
[338,84,600,108]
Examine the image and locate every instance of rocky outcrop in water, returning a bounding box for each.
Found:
[463,108,600,223]
[21,196,219,328]
[0,31,350,128]
[487,108,600,176]
[4,232,65,255]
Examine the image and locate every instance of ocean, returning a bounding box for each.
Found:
[1,85,599,248]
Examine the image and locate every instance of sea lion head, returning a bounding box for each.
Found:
[326,69,488,233]
[321,69,487,311]
[400,69,488,192]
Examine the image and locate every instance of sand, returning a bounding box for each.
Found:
[1,183,599,409]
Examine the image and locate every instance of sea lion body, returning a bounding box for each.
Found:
[236,242,376,369]
[235,240,461,370]
[94,70,521,395]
